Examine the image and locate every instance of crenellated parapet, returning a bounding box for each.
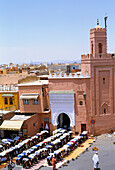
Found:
[49,72,90,79]
[90,28,106,32]
[95,53,113,59]
[81,53,113,60]
[81,54,93,60]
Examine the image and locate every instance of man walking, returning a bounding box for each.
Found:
[92,152,99,170]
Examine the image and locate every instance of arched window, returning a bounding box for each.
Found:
[91,44,93,54]
[104,108,106,114]
[79,101,83,105]
[103,78,105,84]
[4,98,8,105]
[99,43,102,53]
[9,98,13,105]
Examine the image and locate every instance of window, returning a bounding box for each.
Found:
[4,98,8,105]
[99,43,102,53]
[33,99,39,105]
[81,124,86,132]
[91,43,93,54]
[33,123,36,126]
[79,101,83,105]
[104,108,106,114]
[103,78,105,84]
[23,99,29,105]
[44,117,49,122]
[9,98,13,105]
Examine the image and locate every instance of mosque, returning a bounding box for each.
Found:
[48,18,115,135]
[0,18,115,138]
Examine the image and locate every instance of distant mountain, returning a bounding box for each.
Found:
[29,60,81,65]
[50,59,81,64]
[12,59,81,66]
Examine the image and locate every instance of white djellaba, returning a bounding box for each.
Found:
[92,152,99,169]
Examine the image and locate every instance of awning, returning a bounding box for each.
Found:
[2,94,14,97]
[20,93,39,99]
[0,120,24,131]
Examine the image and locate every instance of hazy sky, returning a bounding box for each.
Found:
[0,0,115,64]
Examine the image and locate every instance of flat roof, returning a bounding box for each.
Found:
[48,72,90,79]
[0,110,15,116]
[0,91,18,93]
[37,75,49,77]
[11,115,31,121]
[18,80,48,86]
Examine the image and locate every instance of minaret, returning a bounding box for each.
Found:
[81,18,108,77]
[90,18,107,58]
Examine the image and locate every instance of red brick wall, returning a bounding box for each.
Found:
[91,115,115,135]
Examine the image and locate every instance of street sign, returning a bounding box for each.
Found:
[91,119,95,124]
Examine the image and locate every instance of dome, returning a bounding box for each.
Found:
[95,25,101,29]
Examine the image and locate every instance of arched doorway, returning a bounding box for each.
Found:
[57,113,70,129]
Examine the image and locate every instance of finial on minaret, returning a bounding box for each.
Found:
[97,19,99,25]
[104,16,107,29]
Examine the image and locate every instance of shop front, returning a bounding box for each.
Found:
[0,120,24,139]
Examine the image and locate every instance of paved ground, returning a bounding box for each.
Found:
[65,138,94,160]
[1,166,22,170]
[40,134,115,170]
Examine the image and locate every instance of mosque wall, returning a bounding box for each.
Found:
[49,78,91,134]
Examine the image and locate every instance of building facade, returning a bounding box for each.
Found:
[0,85,18,111]
[18,78,51,133]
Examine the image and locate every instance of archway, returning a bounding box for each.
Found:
[57,113,70,129]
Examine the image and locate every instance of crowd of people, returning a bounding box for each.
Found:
[47,130,88,169]
[0,130,48,165]
[0,129,88,169]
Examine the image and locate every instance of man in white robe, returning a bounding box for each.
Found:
[92,152,99,170]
